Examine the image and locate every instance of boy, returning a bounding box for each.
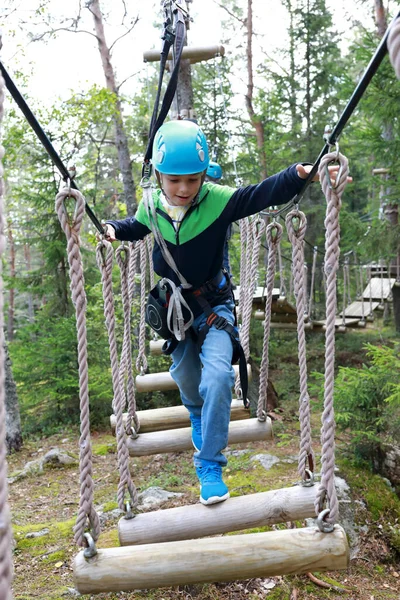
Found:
[103,119,342,506]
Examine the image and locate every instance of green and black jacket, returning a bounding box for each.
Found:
[107,164,305,313]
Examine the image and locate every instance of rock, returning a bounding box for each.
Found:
[137,486,183,509]
[61,588,81,597]
[8,448,78,483]
[42,448,78,468]
[225,449,251,457]
[250,454,280,470]
[25,528,50,539]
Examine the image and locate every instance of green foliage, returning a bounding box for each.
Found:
[315,344,400,464]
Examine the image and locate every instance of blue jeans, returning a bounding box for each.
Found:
[170,301,236,467]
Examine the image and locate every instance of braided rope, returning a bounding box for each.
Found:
[240,218,266,361]
[315,151,349,524]
[387,17,400,79]
[257,222,283,421]
[237,218,249,320]
[277,243,287,298]
[286,210,314,481]
[55,188,100,547]
[0,70,14,600]
[128,242,140,306]
[115,245,139,435]
[146,234,155,291]
[96,240,137,513]
[136,240,148,374]
[308,246,318,318]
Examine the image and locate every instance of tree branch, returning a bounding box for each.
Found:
[212,0,246,26]
[109,15,139,53]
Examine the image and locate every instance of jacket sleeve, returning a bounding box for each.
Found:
[105,216,151,242]
[225,164,307,222]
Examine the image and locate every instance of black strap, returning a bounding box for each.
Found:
[143,5,186,172]
[193,294,249,408]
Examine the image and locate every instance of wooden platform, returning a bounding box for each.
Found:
[233,286,280,303]
[362,278,395,301]
[340,301,379,318]
[312,317,360,329]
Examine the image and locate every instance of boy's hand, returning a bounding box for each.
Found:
[96,223,116,242]
[296,163,353,186]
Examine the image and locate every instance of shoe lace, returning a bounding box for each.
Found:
[201,464,222,483]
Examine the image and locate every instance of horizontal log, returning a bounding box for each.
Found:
[143,44,225,63]
[74,525,349,594]
[149,339,165,355]
[110,399,249,434]
[119,484,318,545]
[135,363,252,393]
[126,417,272,457]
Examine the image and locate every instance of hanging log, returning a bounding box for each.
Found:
[119,484,318,545]
[126,417,272,457]
[135,363,252,393]
[110,399,249,434]
[143,44,225,64]
[74,525,349,594]
[149,339,165,355]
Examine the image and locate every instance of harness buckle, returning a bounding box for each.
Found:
[206,313,228,330]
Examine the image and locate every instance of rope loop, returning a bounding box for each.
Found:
[286,209,307,242]
[266,220,283,247]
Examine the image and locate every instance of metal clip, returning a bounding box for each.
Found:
[83,532,98,559]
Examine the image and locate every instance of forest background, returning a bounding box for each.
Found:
[0,0,399,445]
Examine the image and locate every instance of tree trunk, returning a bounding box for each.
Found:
[88,0,137,215]
[245,0,267,180]
[7,221,15,341]
[5,344,22,453]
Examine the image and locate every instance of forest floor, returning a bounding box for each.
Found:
[7,325,400,600]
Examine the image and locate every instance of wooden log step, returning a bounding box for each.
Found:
[119,484,318,546]
[74,525,349,594]
[135,363,252,393]
[143,45,225,63]
[126,417,272,457]
[149,339,165,355]
[110,399,249,434]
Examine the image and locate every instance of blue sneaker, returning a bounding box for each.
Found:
[190,414,202,452]
[199,463,230,505]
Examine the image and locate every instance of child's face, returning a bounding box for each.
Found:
[160,173,203,206]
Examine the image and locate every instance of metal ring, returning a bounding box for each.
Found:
[316,508,335,533]
[124,501,135,520]
[83,532,98,559]
[301,468,315,487]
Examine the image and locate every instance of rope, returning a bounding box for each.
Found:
[146,234,156,291]
[286,210,314,482]
[387,16,400,79]
[234,218,265,399]
[315,150,350,525]
[115,244,140,436]
[308,246,318,318]
[257,222,283,421]
[237,218,249,320]
[55,187,100,548]
[0,69,14,600]
[240,218,265,361]
[277,243,287,299]
[96,240,138,514]
[136,240,148,374]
